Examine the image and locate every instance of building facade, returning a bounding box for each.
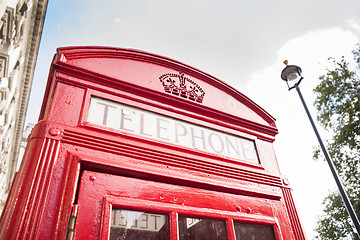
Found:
[0,0,47,212]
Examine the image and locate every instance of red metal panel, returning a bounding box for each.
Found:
[60,124,283,199]
[0,122,80,240]
[0,47,306,239]
[53,47,276,128]
[45,82,86,126]
[76,170,293,240]
[0,123,61,239]
[40,47,278,141]
[282,188,307,240]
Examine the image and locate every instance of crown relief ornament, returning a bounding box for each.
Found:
[159,72,205,103]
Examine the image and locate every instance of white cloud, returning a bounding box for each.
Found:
[278,27,358,76]
[346,18,360,34]
[113,18,123,24]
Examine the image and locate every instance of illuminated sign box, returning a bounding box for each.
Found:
[87,97,259,163]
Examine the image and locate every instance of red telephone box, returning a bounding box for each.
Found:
[0,47,306,239]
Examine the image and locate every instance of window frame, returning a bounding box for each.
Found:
[90,178,283,240]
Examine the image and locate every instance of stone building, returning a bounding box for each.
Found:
[0,0,48,212]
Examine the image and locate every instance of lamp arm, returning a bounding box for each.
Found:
[288,77,304,91]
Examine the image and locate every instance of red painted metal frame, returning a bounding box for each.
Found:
[0,47,306,239]
[80,88,265,169]
[78,170,284,240]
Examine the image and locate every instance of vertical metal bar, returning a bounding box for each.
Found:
[226,218,236,240]
[170,212,179,240]
[295,86,360,237]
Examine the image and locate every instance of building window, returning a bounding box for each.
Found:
[0,8,14,44]
[0,54,9,78]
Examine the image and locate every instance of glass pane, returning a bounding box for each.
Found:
[110,209,170,240]
[234,222,275,240]
[178,216,227,240]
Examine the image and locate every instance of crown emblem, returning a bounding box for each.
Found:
[159,72,205,103]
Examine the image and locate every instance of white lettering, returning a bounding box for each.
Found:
[120,109,135,132]
[191,127,207,150]
[150,215,162,230]
[241,139,256,162]
[157,118,170,140]
[97,102,116,125]
[140,214,148,229]
[139,113,152,137]
[225,136,241,158]
[208,133,224,153]
[111,210,166,232]
[175,122,187,144]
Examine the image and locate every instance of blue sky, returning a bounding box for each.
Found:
[26,1,360,238]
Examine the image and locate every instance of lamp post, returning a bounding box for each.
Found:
[280,61,360,237]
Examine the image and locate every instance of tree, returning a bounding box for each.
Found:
[313,44,360,240]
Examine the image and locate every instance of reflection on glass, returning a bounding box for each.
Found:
[178,216,227,240]
[234,222,275,240]
[110,209,170,240]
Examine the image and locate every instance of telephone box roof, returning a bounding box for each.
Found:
[41,46,278,139]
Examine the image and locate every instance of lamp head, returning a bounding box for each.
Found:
[281,61,303,90]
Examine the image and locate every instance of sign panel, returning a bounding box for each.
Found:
[111,209,167,232]
[87,97,259,163]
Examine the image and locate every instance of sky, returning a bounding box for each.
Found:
[25,1,360,238]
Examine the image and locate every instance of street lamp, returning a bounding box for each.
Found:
[281,60,360,237]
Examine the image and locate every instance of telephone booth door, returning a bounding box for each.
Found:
[75,170,283,240]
